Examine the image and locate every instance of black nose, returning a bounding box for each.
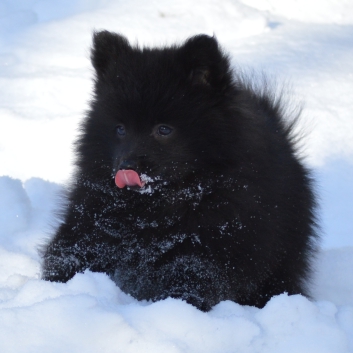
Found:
[119,159,138,170]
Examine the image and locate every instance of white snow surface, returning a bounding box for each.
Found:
[0,0,353,352]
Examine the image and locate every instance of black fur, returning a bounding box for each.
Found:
[42,31,318,311]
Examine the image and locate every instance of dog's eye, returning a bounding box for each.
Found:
[157,125,173,136]
[115,125,126,137]
[152,124,175,141]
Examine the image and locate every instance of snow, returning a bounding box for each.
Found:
[0,0,352,352]
[241,0,353,24]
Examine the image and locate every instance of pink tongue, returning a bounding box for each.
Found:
[115,170,144,188]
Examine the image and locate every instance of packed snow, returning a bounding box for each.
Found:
[0,0,353,352]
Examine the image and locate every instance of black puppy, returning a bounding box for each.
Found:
[42,31,318,311]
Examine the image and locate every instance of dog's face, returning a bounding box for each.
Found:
[109,82,218,191]
[79,31,237,192]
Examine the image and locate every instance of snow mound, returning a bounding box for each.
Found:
[0,176,352,352]
[0,270,352,353]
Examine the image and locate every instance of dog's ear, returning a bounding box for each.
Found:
[179,35,231,90]
[91,31,130,78]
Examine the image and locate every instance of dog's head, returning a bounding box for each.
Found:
[78,31,239,192]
